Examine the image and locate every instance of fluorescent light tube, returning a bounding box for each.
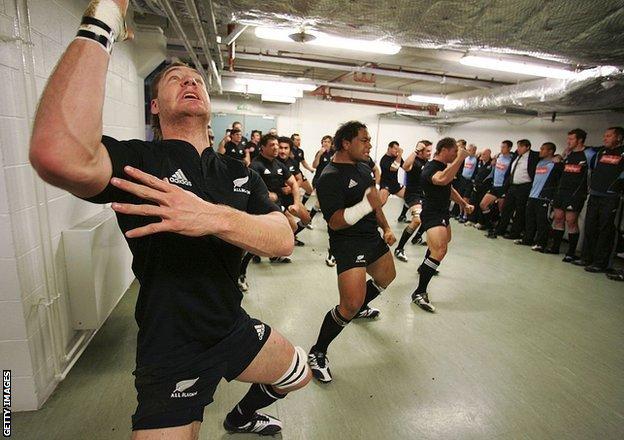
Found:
[261,94,296,104]
[459,55,576,79]
[255,27,401,55]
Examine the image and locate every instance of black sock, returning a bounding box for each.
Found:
[566,232,580,256]
[415,256,440,295]
[550,229,564,252]
[312,306,351,354]
[294,221,305,236]
[411,225,424,244]
[309,207,318,221]
[302,194,311,205]
[398,204,409,219]
[480,209,492,229]
[359,279,384,312]
[397,226,415,250]
[240,252,254,276]
[226,383,286,426]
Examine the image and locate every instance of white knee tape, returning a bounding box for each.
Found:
[272,346,309,388]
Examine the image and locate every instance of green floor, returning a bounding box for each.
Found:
[13,205,624,439]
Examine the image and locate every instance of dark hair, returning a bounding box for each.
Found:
[322,135,333,143]
[542,142,556,153]
[388,141,399,148]
[517,139,531,148]
[420,140,432,146]
[251,130,261,138]
[436,137,457,154]
[607,126,624,138]
[502,140,513,149]
[278,136,293,148]
[290,133,300,140]
[568,128,587,143]
[232,121,242,128]
[260,134,277,147]
[150,61,193,140]
[457,139,467,147]
[230,128,242,135]
[334,121,367,151]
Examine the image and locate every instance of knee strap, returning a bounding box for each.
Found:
[272,346,309,389]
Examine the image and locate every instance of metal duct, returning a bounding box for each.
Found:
[445,66,624,113]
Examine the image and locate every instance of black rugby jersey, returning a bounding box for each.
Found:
[85,136,279,367]
[278,156,300,175]
[420,159,451,213]
[316,161,378,240]
[590,146,624,196]
[291,146,305,167]
[556,149,593,194]
[250,155,292,195]
[224,140,247,161]
[380,154,404,187]
[405,157,427,195]
[313,150,333,181]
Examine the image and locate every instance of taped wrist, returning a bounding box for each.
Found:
[343,188,373,225]
[75,0,127,54]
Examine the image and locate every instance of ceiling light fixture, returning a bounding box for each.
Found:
[459,55,576,79]
[235,77,317,92]
[407,94,451,106]
[254,26,401,55]
[261,94,297,104]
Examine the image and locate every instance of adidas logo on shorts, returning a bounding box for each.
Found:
[348,179,358,188]
[254,324,265,341]
[169,169,192,187]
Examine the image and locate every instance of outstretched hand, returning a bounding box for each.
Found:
[110,166,222,238]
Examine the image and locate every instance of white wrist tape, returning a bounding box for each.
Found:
[75,0,127,54]
[343,188,374,225]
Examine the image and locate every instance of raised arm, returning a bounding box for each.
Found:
[29,1,131,197]
[403,151,417,172]
[312,149,325,168]
[431,149,469,186]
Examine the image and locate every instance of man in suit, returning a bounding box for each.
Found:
[490,139,540,239]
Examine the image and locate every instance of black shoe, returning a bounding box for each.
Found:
[485,231,498,239]
[503,234,521,240]
[294,238,305,247]
[514,239,532,246]
[397,215,407,222]
[223,412,282,435]
[572,259,590,267]
[542,247,559,254]
[354,305,381,319]
[562,255,579,263]
[606,270,624,281]
[269,256,292,263]
[308,351,332,383]
[411,292,435,312]
[584,265,606,273]
[252,255,261,264]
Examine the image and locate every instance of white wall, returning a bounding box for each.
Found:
[0,0,146,410]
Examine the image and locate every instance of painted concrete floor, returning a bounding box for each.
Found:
[13,202,624,439]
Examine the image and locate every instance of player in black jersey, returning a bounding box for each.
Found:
[546,129,595,260]
[30,13,311,436]
[308,121,396,383]
[219,128,251,166]
[238,135,311,289]
[278,136,308,246]
[379,141,409,221]
[411,138,473,313]
[573,127,624,272]
[247,129,262,160]
[290,134,315,204]
[394,141,432,262]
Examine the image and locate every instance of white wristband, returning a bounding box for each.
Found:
[84,0,127,41]
[343,188,374,225]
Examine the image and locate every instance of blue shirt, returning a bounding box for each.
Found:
[493,154,512,187]
[461,156,478,179]
[530,158,556,199]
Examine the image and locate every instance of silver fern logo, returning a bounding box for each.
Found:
[171,377,199,398]
[233,176,250,194]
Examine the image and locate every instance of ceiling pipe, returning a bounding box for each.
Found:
[203,0,224,71]
[156,0,214,90]
[234,52,506,89]
[313,86,439,114]
[223,24,249,45]
[182,0,222,91]
[227,22,236,72]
